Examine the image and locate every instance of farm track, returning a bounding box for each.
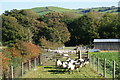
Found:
[21,65,102,78]
[21,52,102,78]
[21,48,114,78]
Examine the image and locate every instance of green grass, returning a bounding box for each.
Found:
[31,6,79,16]
[90,52,119,62]
[90,52,120,78]
[21,65,101,78]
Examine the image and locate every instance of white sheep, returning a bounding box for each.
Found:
[68,62,75,74]
[66,57,71,62]
[56,59,62,67]
[62,62,68,68]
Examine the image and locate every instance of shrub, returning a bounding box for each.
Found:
[14,41,42,60]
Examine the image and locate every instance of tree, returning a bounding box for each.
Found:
[40,12,70,44]
[67,14,100,45]
[98,13,119,38]
[2,15,33,46]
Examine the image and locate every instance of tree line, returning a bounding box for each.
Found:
[2,9,120,47]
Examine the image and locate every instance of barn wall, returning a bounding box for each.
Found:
[94,42,120,50]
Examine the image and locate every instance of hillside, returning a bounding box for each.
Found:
[77,6,119,14]
[31,6,119,15]
[31,6,78,15]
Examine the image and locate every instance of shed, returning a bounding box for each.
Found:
[93,39,120,50]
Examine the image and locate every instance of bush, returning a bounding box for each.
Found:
[14,41,42,60]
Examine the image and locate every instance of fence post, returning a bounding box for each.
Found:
[92,56,95,69]
[10,65,14,79]
[97,57,99,73]
[91,55,93,68]
[37,56,39,66]
[39,54,42,65]
[76,50,78,55]
[21,62,24,76]
[28,60,31,70]
[87,51,89,58]
[90,54,92,67]
[103,58,106,77]
[113,60,115,80]
[94,57,96,70]
[34,58,36,69]
[78,50,82,59]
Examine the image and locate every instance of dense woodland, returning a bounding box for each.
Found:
[0,7,120,74]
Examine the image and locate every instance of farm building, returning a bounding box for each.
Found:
[93,39,120,50]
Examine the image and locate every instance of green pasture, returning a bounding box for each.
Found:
[21,65,101,78]
[90,52,120,78]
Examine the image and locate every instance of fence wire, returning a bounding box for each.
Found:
[90,54,117,79]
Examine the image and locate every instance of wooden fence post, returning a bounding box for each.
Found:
[28,60,31,70]
[21,62,24,76]
[34,58,36,69]
[37,56,39,66]
[36,57,38,66]
[92,56,94,69]
[89,54,92,67]
[97,58,99,73]
[103,58,106,77]
[78,50,82,59]
[87,53,89,59]
[93,57,95,70]
[113,60,115,80]
[39,54,42,65]
[10,65,14,79]
[91,56,93,68]
[76,50,78,55]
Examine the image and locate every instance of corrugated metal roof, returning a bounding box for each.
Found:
[93,39,120,42]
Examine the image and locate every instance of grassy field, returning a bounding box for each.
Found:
[21,65,101,78]
[90,52,120,78]
[31,6,80,16]
[90,52,119,62]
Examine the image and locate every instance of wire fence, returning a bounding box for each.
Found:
[89,54,118,79]
[2,54,43,79]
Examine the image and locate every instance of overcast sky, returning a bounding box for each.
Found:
[0,0,119,14]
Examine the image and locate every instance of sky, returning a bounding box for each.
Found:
[0,0,119,14]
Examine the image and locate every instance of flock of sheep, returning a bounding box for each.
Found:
[56,57,90,74]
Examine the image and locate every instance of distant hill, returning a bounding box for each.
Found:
[31,6,119,16]
[31,6,78,15]
[77,6,119,14]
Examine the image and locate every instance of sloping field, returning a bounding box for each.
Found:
[31,6,78,15]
